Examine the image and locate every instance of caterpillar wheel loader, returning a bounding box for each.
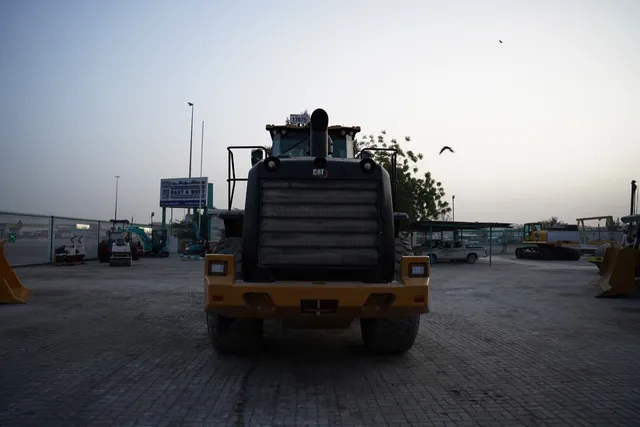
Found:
[593,214,640,298]
[514,223,582,261]
[588,180,637,271]
[204,108,431,355]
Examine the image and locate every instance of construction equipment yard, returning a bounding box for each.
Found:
[2,257,640,427]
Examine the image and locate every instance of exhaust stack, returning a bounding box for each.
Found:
[309,108,329,158]
[631,180,637,216]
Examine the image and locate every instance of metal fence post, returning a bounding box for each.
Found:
[49,216,55,263]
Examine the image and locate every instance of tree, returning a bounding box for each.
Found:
[539,216,567,228]
[354,130,451,221]
[170,214,208,240]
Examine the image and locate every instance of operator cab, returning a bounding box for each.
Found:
[265,125,360,159]
[523,222,542,236]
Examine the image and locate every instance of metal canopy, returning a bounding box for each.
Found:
[411,220,513,233]
[410,221,513,266]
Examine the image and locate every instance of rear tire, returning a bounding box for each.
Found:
[207,312,263,355]
[361,233,421,354]
[361,315,421,354]
[207,237,262,354]
[466,253,478,264]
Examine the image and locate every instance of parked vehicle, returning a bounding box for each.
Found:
[414,241,488,264]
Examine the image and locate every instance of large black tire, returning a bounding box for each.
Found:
[206,312,263,355]
[360,233,421,354]
[130,243,140,261]
[466,253,478,264]
[98,241,110,263]
[207,237,263,354]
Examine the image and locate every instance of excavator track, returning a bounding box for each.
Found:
[515,244,581,261]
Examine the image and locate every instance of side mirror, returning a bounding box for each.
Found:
[251,149,264,166]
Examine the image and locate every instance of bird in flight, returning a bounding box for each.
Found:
[439,146,455,155]
[499,40,503,43]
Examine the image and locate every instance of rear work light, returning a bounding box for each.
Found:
[208,260,228,276]
[408,263,428,277]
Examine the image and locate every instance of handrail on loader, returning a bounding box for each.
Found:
[0,239,31,304]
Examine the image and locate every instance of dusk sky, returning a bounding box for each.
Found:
[1,0,639,225]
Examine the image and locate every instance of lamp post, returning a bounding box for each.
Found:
[187,101,195,218]
[452,195,455,222]
[199,120,205,238]
[200,120,204,180]
[187,102,194,178]
[114,176,120,223]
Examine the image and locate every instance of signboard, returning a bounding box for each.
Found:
[159,177,209,208]
[286,111,310,126]
[8,233,16,243]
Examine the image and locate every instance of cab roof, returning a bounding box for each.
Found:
[265,124,361,135]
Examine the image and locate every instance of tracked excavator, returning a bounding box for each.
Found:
[203,108,431,355]
[514,222,582,261]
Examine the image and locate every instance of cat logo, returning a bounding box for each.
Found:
[312,168,328,178]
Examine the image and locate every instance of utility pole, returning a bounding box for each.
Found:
[188,102,194,178]
[199,120,205,239]
[114,176,120,223]
[452,195,455,222]
[187,102,194,219]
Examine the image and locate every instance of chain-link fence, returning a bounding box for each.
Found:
[0,211,161,267]
[411,227,625,256]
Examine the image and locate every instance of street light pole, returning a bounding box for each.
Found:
[200,120,204,179]
[188,102,194,178]
[114,176,120,222]
[452,195,455,222]
[187,102,194,219]
[199,120,205,238]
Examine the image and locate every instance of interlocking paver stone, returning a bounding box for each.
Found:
[1,257,640,426]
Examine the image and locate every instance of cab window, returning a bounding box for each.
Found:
[331,138,347,158]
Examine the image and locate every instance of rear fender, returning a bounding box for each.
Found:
[219,211,244,238]
[393,212,410,238]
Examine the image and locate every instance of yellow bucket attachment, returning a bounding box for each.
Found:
[598,242,623,276]
[0,239,31,303]
[595,246,640,298]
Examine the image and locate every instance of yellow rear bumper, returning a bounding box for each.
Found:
[203,254,430,318]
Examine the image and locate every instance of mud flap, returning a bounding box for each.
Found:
[595,247,640,298]
[0,239,31,304]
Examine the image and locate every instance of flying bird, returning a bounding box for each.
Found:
[499,40,503,43]
[439,146,455,155]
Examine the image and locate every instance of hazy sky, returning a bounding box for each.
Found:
[1,0,639,225]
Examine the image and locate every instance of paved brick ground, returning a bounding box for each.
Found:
[1,256,640,427]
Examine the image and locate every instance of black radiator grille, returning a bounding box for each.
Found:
[258,180,380,267]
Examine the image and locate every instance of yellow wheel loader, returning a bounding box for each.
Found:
[588,180,637,270]
[0,239,31,303]
[203,109,430,355]
[594,213,640,298]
